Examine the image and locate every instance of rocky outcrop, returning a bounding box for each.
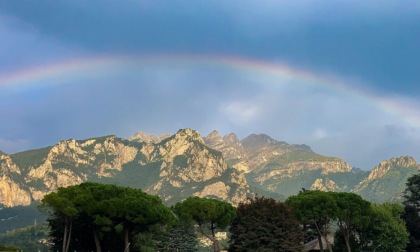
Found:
[354,156,419,192]
[0,129,417,209]
[352,156,420,202]
[205,131,353,198]
[310,178,339,191]
[129,131,170,143]
[0,153,31,207]
[2,129,251,207]
[24,136,140,201]
[204,131,246,160]
[144,129,251,205]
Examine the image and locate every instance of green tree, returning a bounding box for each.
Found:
[334,203,408,252]
[111,187,175,252]
[401,205,420,252]
[333,192,371,252]
[42,182,174,252]
[286,190,336,252]
[367,203,408,251]
[402,173,420,251]
[404,174,420,208]
[148,223,198,251]
[229,196,303,252]
[40,184,81,252]
[174,196,235,252]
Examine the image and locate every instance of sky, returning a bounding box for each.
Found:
[0,0,419,170]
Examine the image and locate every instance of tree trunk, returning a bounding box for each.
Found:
[63,217,68,252]
[124,227,130,252]
[65,220,73,252]
[314,222,324,252]
[93,229,102,252]
[198,224,220,252]
[339,221,351,252]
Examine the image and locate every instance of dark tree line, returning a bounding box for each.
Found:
[402,174,420,251]
[229,196,303,252]
[41,183,174,252]
[40,173,420,252]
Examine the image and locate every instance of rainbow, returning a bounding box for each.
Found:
[1,54,419,128]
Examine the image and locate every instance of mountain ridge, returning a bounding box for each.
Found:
[0,129,418,209]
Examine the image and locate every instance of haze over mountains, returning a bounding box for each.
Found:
[0,128,418,211]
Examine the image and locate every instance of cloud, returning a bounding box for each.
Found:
[0,1,419,168]
[220,101,260,124]
[313,129,328,140]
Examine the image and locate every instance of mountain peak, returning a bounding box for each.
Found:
[129,131,170,143]
[352,155,420,202]
[173,128,205,145]
[223,133,240,143]
[388,155,417,167]
[374,156,418,176]
[207,130,222,139]
[241,133,285,149]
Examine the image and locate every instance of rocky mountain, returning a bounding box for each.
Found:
[0,152,31,207]
[0,129,418,211]
[204,131,367,199]
[0,129,251,209]
[352,156,420,202]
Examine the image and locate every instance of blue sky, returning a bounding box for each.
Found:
[0,0,419,169]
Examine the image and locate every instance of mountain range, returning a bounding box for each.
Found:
[0,128,419,226]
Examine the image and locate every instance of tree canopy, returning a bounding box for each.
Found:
[286,190,336,252]
[174,196,236,252]
[333,192,371,252]
[41,182,174,252]
[402,173,420,251]
[404,174,420,208]
[229,196,303,252]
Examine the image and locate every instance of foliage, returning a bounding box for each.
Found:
[333,192,371,252]
[404,173,420,208]
[366,203,408,251]
[157,224,198,251]
[41,183,81,252]
[401,205,420,252]
[0,244,20,250]
[174,196,235,252]
[229,196,303,252]
[402,173,420,251]
[132,223,199,252]
[334,203,408,252]
[41,182,174,252]
[0,203,48,234]
[11,146,52,173]
[286,190,336,251]
[0,222,49,251]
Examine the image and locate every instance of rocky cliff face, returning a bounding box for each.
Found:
[352,156,420,202]
[205,131,353,197]
[0,153,31,207]
[0,129,416,209]
[24,136,140,201]
[141,129,251,204]
[0,129,251,207]
[204,131,246,160]
[129,131,170,144]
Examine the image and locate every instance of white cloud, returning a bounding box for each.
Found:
[220,101,260,124]
[313,128,328,140]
